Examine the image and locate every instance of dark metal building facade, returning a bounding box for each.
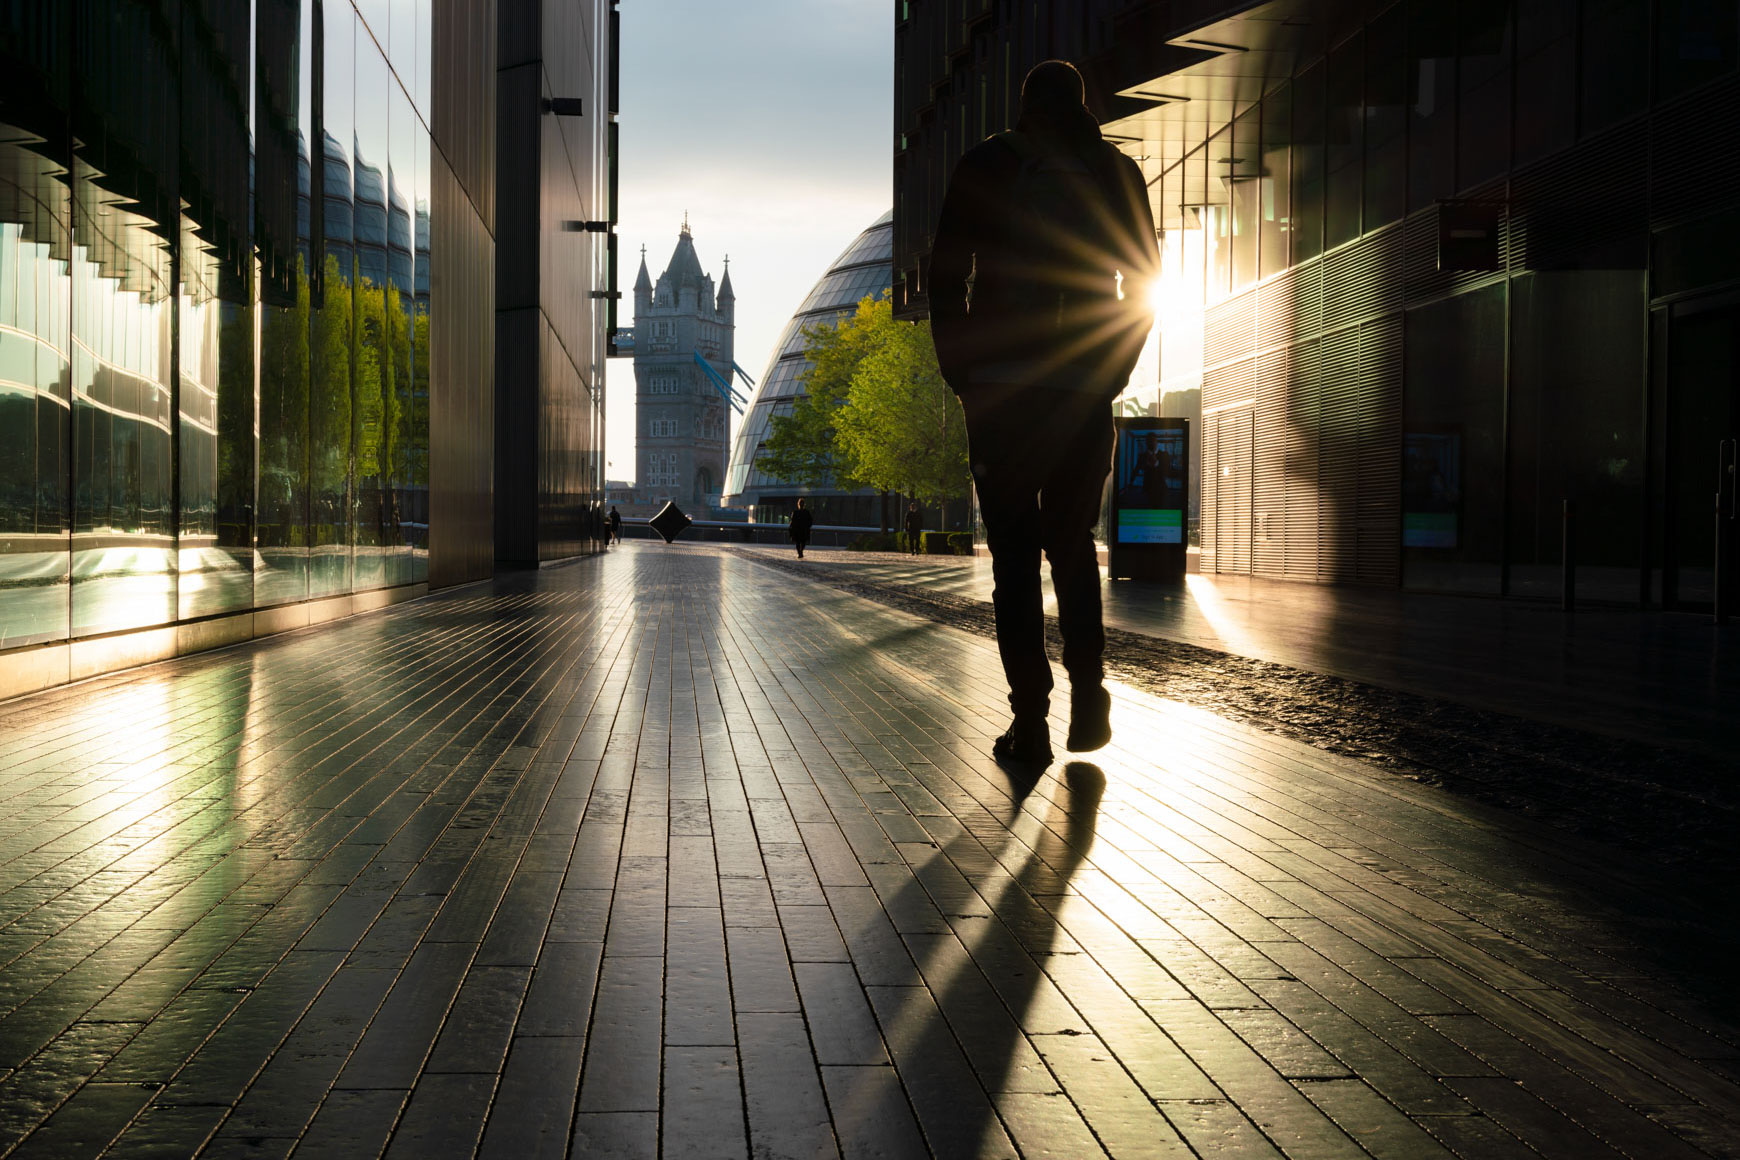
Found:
[895,0,1740,608]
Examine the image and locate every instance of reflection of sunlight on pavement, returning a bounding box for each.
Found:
[1181,572,1261,660]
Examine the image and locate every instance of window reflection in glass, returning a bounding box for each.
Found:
[1325,34,1362,249]
[1515,0,1575,165]
[1458,0,1511,192]
[312,3,357,598]
[176,1,256,621]
[0,131,73,648]
[353,20,393,592]
[1364,10,1406,230]
[257,0,314,608]
[71,2,180,637]
[1291,61,1325,264]
[1230,107,1259,292]
[176,219,255,621]
[1408,1,1457,210]
[1259,87,1291,281]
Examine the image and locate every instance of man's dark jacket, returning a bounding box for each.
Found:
[929,110,1159,399]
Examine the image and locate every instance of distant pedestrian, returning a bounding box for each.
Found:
[608,505,622,545]
[929,59,1158,765]
[789,498,814,559]
[904,501,924,555]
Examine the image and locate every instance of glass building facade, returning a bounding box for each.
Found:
[1,1,616,694]
[896,0,1740,607]
[723,211,893,523]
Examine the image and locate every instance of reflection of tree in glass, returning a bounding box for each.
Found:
[260,254,310,546]
[312,253,354,548]
[216,289,256,548]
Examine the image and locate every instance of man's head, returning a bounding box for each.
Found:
[908,501,918,509]
[1021,60,1085,119]
[795,498,805,509]
[1017,60,1099,145]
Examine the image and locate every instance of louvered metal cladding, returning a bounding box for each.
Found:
[1284,340,1322,579]
[1510,120,1648,272]
[1203,294,1255,368]
[1651,73,1740,230]
[1197,235,1406,586]
[1256,268,1299,352]
[1324,225,1403,332]
[1253,349,1288,577]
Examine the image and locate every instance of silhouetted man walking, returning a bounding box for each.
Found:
[789,498,813,559]
[904,501,924,555]
[930,60,1158,766]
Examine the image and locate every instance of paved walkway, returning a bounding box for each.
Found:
[751,548,1739,759]
[0,542,1735,1158]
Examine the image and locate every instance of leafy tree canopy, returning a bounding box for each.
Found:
[754,294,969,505]
[834,309,970,505]
[754,294,889,490]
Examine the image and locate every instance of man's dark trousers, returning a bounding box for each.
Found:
[961,383,1112,718]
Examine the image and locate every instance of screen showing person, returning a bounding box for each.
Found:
[1114,426,1184,544]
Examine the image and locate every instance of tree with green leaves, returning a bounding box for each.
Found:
[754,295,885,490]
[834,307,970,505]
[756,292,970,513]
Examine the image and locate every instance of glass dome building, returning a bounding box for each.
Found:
[722,211,892,523]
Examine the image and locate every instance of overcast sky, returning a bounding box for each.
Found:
[604,0,891,484]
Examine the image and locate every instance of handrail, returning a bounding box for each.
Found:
[621,517,887,534]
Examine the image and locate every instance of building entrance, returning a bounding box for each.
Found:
[1660,294,1740,609]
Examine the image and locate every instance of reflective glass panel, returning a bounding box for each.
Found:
[1291,62,1325,264]
[1581,0,1648,135]
[1230,107,1259,292]
[178,2,257,622]
[1408,0,1457,210]
[1458,0,1512,192]
[1514,0,1575,165]
[1326,34,1362,248]
[311,4,356,598]
[257,0,314,608]
[1402,286,1506,593]
[71,4,180,636]
[0,127,72,648]
[1364,9,1406,230]
[1259,87,1291,280]
[353,19,391,592]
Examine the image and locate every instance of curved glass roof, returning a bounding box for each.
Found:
[723,210,893,504]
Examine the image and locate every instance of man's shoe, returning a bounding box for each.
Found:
[1066,685,1112,752]
[992,716,1053,767]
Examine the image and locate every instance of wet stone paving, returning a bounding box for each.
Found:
[0,543,1736,1158]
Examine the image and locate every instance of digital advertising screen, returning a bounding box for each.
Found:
[1113,423,1186,545]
